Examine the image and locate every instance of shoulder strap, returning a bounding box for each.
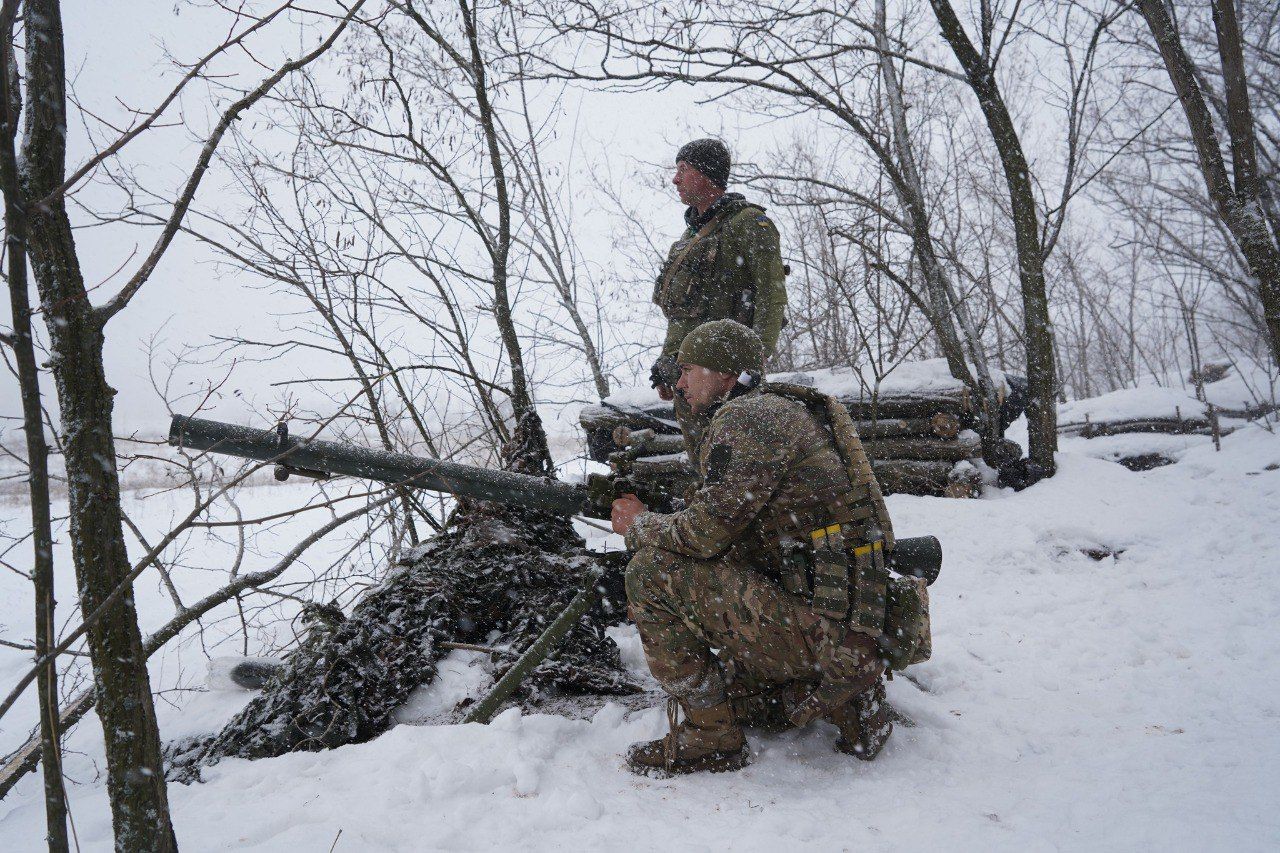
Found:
[658,202,760,296]
[759,383,895,548]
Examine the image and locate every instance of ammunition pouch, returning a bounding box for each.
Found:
[653,202,765,324]
[777,528,931,672]
[880,575,931,670]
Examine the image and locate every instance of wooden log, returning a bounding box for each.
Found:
[854,413,960,439]
[1058,417,1211,437]
[862,435,981,462]
[579,402,678,432]
[870,459,956,496]
[584,394,971,456]
[612,427,686,456]
[584,388,972,433]
[930,412,962,439]
[629,456,697,478]
[943,475,982,499]
[842,393,970,420]
[1214,400,1278,419]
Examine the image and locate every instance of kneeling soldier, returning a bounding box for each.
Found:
[611,319,899,777]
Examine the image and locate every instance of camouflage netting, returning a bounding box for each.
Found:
[168,416,638,782]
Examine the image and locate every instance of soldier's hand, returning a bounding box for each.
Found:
[656,384,675,402]
[649,354,679,394]
[610,493,647,536]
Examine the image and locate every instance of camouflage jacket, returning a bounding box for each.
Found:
[653,194,787,357]
[625,387,887,582]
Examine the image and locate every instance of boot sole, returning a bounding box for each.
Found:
[627,744,751,778]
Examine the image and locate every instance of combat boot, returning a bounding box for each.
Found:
[626,698,750,777]
[828,678,892,761]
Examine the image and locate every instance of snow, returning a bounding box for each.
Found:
[1058,366,1280,427]
[604,358,1001,410]
[3,425,1280,850]
[1059,384,1208,425]
[792,359,985,399]
[1059,430,1213,464]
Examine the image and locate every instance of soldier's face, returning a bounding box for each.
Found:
[675,364,738,412]
[673,160,717,208]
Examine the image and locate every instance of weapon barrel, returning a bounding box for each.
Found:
[168,415,591,517]
[889,535,942,585]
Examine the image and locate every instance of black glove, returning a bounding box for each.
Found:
[649,354,679,389]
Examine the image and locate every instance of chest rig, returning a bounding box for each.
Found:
[653,200,764,324]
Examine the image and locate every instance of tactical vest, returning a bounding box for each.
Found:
[720,384,929,667]
[653,200,765,325]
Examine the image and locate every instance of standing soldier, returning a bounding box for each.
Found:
[613,320,927,777]
[650,139,787,453]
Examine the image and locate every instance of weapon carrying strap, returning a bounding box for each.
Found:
[657,203,766,300]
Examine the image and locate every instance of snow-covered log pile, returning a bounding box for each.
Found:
[1058,387,1218,442]
[581,360,1021,497]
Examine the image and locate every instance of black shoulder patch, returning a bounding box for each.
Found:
[706,444,733,483]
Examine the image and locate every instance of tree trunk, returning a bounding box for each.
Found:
[875,0,1009,466]
[1138,0,1280,368]
[18,1,177,848]
[874,0,986,400]
[871,458,964,495]
[0,5,68,844]
[929,0,1060,475]
[458,0,554,473]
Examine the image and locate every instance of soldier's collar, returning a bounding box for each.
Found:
[684,192,747,228]
[703,382,757,420]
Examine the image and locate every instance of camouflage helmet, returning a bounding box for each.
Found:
[677,319,765,378]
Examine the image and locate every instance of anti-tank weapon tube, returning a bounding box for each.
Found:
[169,414,595,517]
[167,414,941,584]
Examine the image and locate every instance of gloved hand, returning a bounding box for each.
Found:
[649,354,680,390]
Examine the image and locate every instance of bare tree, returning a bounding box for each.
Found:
[0,2,364,846]
[527,1,988,395]
[0,3,68,846]
[1135,0,1280,367]
[523,0,1127,472]
[926,0,1112,473]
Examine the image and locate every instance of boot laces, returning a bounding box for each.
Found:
[663,696,681,772]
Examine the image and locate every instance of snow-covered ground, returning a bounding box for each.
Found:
[1058,369,1278,426]
[2,417,1279,850]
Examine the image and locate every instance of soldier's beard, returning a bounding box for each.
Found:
[679,385,733,414]
[676,387,705,413]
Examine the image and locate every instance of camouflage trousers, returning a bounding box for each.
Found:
[625,546,882,711]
